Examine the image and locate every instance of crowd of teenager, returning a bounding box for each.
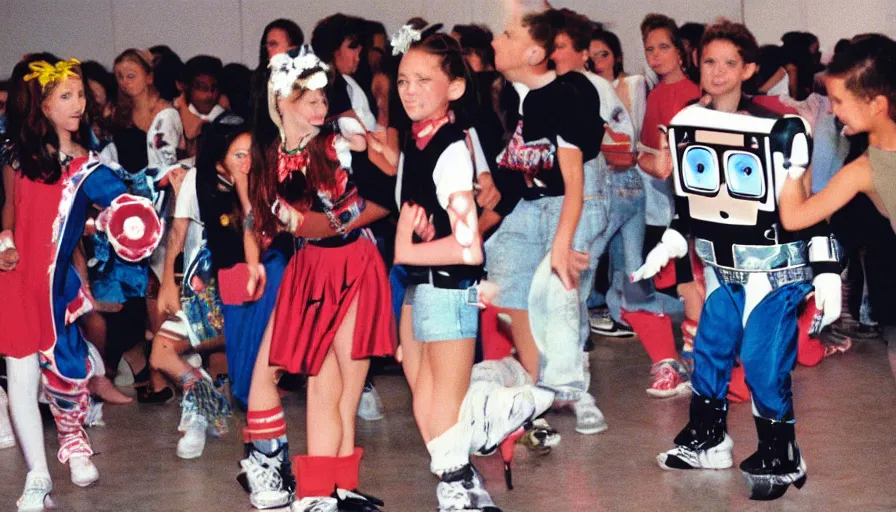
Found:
[0,2,894,511]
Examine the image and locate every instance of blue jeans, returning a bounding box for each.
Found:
[692,268,812,421]
[602,169,682,323]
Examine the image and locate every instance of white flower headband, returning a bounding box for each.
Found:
[390,25,422,56]
[268,45,330,98]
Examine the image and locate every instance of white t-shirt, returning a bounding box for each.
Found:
[613,74,648,142]
[765,72,791,98]
[395,140,475,211]
[188,103,226,122]
[172,168,206,272]
[344,74,377,132]
[147,107,184,169]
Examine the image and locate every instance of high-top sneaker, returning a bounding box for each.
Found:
[436,464,501,512]
[291,497,338,512]
[740,417,807,500]
[239,442,294,509]
[657,394,733,470]
[0,387,15,449]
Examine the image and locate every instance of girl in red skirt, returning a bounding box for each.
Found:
[238,45,394,512]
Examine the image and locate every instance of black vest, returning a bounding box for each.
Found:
[400,124,482,288]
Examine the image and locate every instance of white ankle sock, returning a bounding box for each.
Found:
[427,423,469,476]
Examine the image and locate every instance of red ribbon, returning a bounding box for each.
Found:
[277,146,308,183]
[411,115,450,150]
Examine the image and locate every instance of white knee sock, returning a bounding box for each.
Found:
[5,355,50,474]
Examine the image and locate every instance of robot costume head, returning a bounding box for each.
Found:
[667,106,812,227]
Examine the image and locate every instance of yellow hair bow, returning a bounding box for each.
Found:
[24,58,82,90]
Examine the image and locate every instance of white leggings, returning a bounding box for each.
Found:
[4,353,49,474]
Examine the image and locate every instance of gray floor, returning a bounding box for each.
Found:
[1,335,894,512]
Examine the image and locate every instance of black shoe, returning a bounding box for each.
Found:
[589,310,635,338]
[136,385,175,404]
[332,486,384,511]
[740,416,807,500]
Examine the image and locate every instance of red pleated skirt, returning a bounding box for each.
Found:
[268,237,396,375]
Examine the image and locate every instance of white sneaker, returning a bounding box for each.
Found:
[16,471,53,512]
[0,387,16,449]
[69,455,99,487]
[357,383,384,421]
[657,433,735,470]
[240,449,291,509]
[291,497,338,512]
[177,415,208,459]
[573,394,608,435]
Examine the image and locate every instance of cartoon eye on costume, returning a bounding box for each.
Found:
[682,146,719,193]
[725,152,764,198]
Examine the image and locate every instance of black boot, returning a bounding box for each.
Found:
[740,416,807,500]
[657,394,733,470]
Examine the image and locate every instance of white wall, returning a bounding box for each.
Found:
[746,0,896,61]
[1,0,894,79]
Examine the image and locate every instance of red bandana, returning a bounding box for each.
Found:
[277,145,308,183]
[411,115,451,150]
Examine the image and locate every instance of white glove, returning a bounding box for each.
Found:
[631,229,688,282]
[812,273,842,329]
[337,116,366,137]
[780,132,810,181]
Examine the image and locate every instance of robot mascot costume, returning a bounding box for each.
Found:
[633,106,842,500]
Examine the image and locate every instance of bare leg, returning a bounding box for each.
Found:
[412,350,435,442]
[678,281,705,324]
[247,313,283,412]
[149,334,193,381]
[506,308,540,382]
[331,299,369,457]
[424,338,475,439]
[399,305,422,391]
[306,349,343,457]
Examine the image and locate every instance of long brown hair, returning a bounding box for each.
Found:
[251,83,340,238]
[17,58,96,183]
[112,49,157,128]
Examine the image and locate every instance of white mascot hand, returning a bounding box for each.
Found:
[631,229,687,282]
[812,273,842,329]
[784,132,810,181]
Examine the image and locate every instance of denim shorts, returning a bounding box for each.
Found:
[410,284,480,342]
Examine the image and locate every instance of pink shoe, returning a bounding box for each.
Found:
[646,359,691,398]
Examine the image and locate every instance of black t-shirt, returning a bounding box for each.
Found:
[196,170,245,271]
[113,126,149,174]
[327,73,354,119]
[493,76,604,215]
